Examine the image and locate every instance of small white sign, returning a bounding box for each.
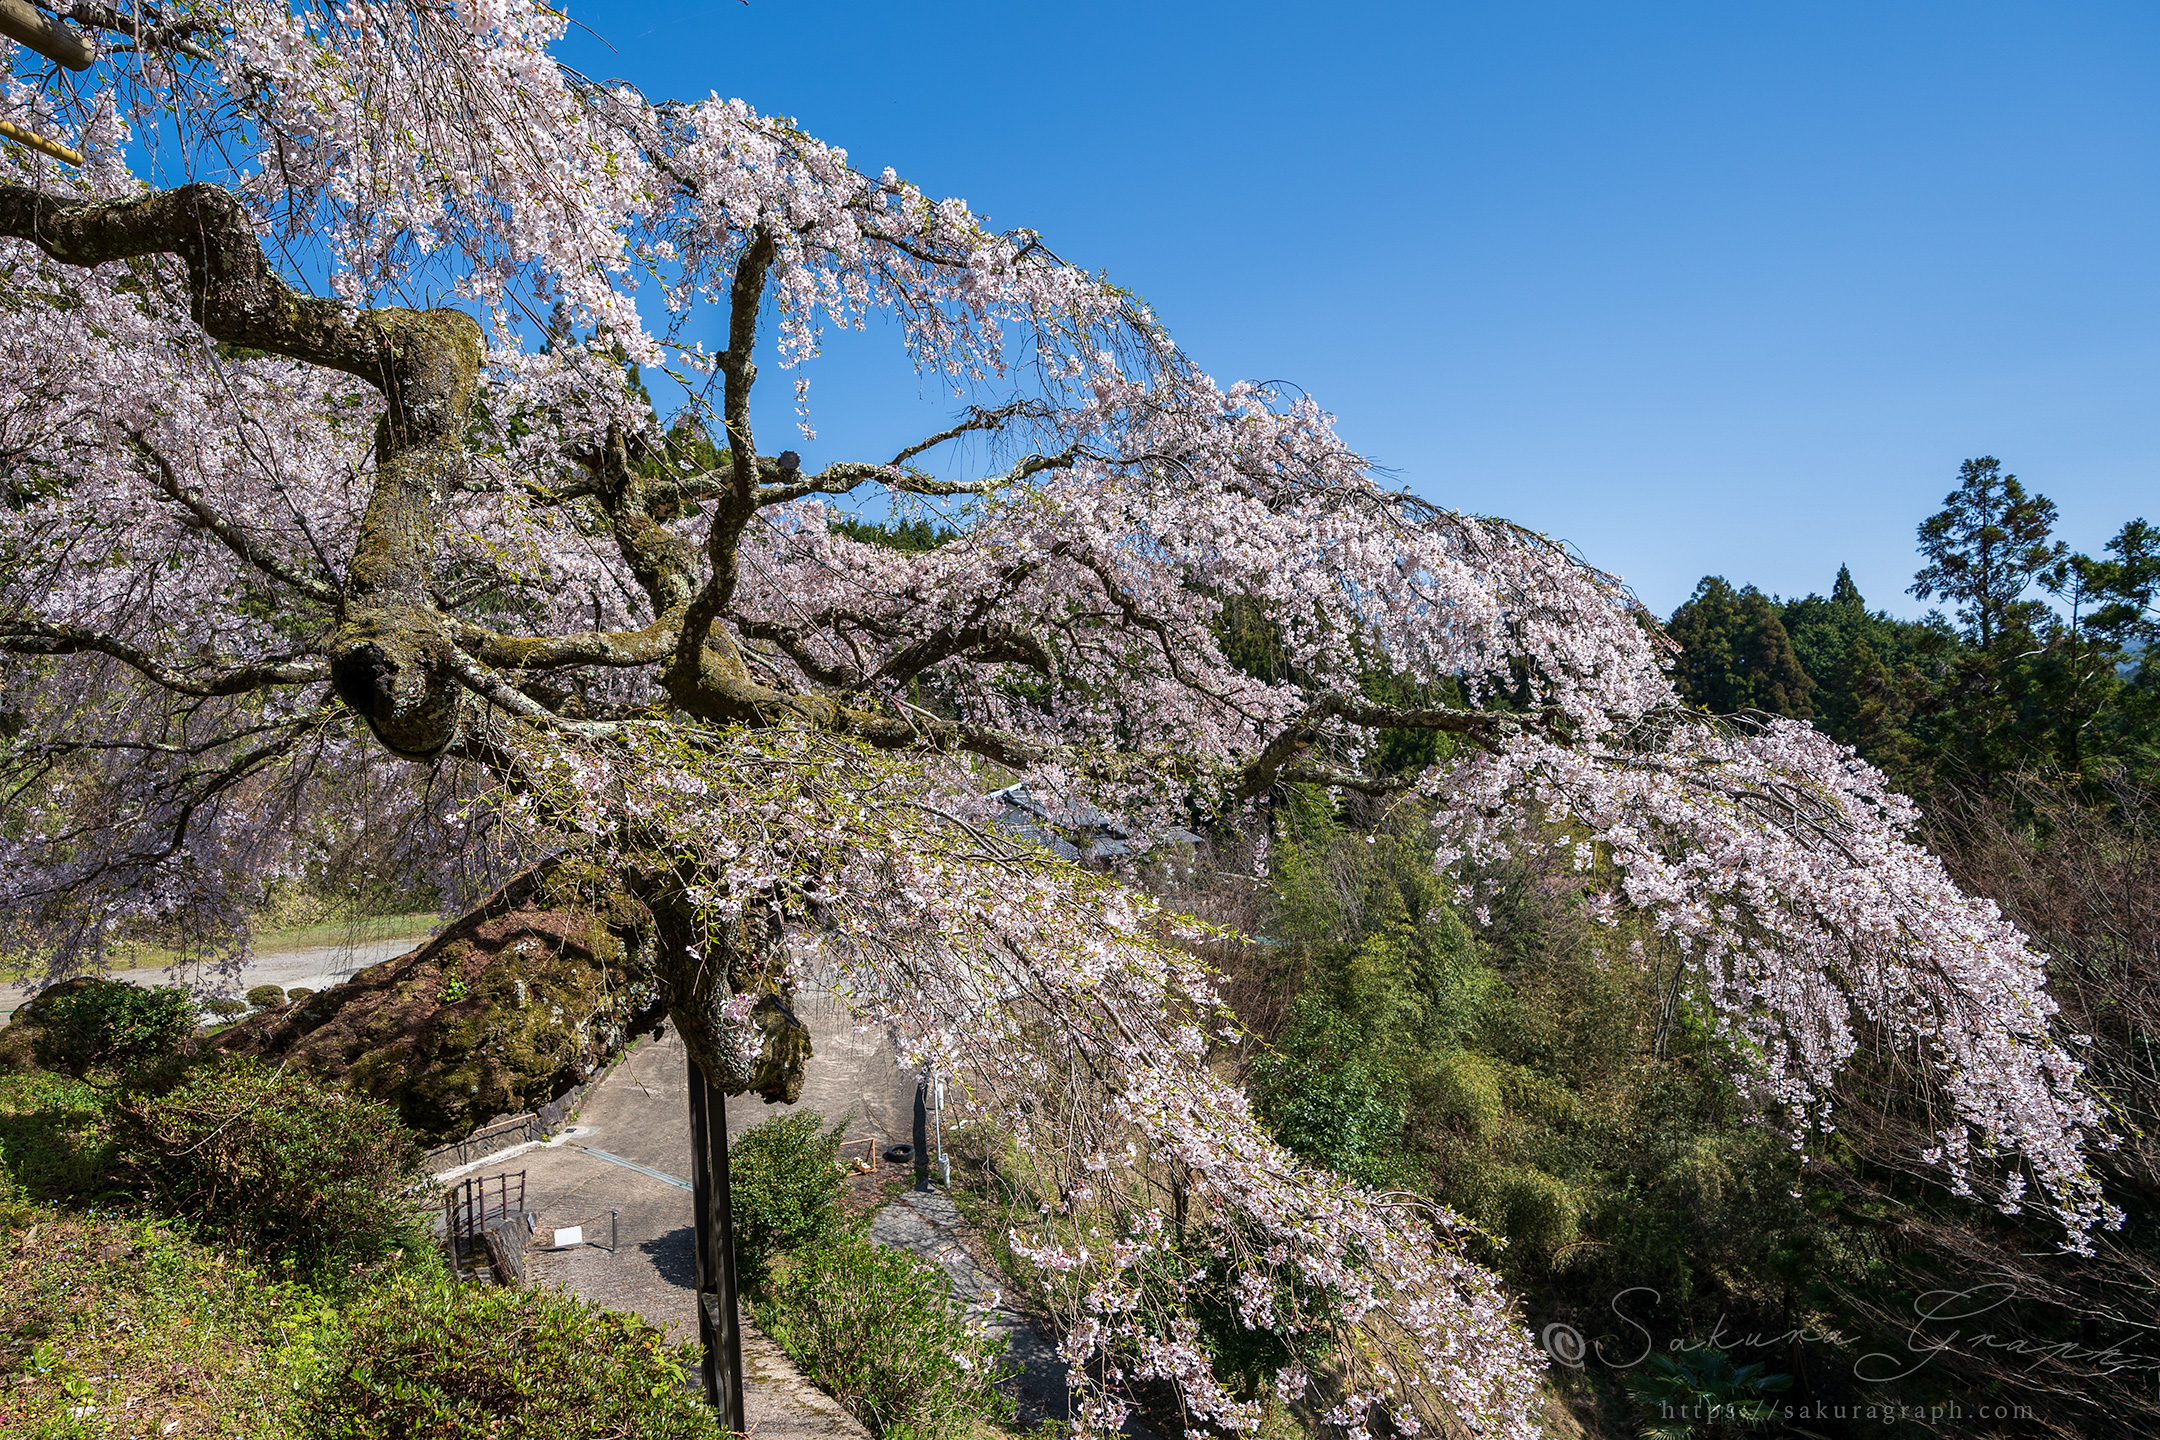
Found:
[552,1226,584,1249]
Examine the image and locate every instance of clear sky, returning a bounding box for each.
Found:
[558,1,2160,619]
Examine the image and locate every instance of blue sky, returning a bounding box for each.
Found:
[560,1,2159,619]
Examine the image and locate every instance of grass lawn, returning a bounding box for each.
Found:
[102,911,443,970]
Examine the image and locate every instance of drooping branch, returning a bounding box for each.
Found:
[123,430,338,603]
[1,619,328,696]
[1231,692,1557,800]
[0,180,483,759]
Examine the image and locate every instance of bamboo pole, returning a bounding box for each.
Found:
[0,117,82,167]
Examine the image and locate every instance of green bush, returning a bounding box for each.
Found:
[109,1059,424,1277]
[246,983,288,1010]
[0,1205,308,1434]
[759,1229,1014,1440]
[301,1274,721,1440]
[730,1110,846,1291]
[26,977,196,1077]
[1428,1049,1503,1139]
[1251,999,1411,1189]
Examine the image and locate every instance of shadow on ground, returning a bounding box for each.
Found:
[640,1225,699,1290]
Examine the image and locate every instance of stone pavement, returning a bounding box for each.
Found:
[869,1188,1071,1428]
[450,987,1068,1435]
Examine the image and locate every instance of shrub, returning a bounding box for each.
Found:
[287,987,315,1003]
[109,1059,424,1277]
[1251,1002,1411,1189]
[204,996,249,1021]
[730,1110,845,1291]
[301,1274,721,1440]
[24,977,195,1077]
[1428,1049,1503,1138]
[1486,1164,1578,1257]
[759,1228,1013,1440]
[1623,1350,1791,1438]
[246,984,288,1010]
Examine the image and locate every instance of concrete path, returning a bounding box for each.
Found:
[451,989,1067,1433]
[1,933,426,1023]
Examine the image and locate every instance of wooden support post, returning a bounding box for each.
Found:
[0,0,91,69]
[688,1057,747,1432]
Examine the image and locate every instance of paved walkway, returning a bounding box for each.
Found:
[451,989,1067,1434]
[869,1188,1071,1428]
[1,934,424,1023]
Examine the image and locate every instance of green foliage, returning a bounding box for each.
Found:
[26,977,195,1078]
[1755,469,2160,794]
[300,1274,720,1440]
[0,1205,310,1436]
[1254,790,1499,1188]
[1777,564,1947,785]
[758,1228,1014,1440]
[1251,786,1856,1363]
[109,1059,425,1279]
[0,1071,108,1200]
[1910,456,2065,648]
[248,984,288,1010]
[1665,577,1814,718]
[1622,1350,1791,1439]
[1464,1162,1579,1258]
[830,515,958,552]
[1427,1049,1503,1139]
[728,1110,846,1291]
[1251,999,1412,1188]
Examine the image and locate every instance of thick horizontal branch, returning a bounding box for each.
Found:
[0,0,91,68]
[63,3,217,63]
[0,182,478,408]
[1277,765,1416,797]
[0,179,484,758]
[873,618,1054,689]
[1232,692,1551,800]
[446,607,684,670]
[2,620,327,696]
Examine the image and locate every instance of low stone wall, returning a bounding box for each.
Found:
[421,1051,618,1173]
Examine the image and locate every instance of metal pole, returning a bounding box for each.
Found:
[688,1057,747,1431]
[912,1072,931,1191]
[931,1070,948,1188]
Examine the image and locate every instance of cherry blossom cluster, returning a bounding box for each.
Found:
[514,724,1547,1439]
[0,6,2123,1432]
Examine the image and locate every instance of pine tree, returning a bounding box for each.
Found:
[1910,458,2066,647]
